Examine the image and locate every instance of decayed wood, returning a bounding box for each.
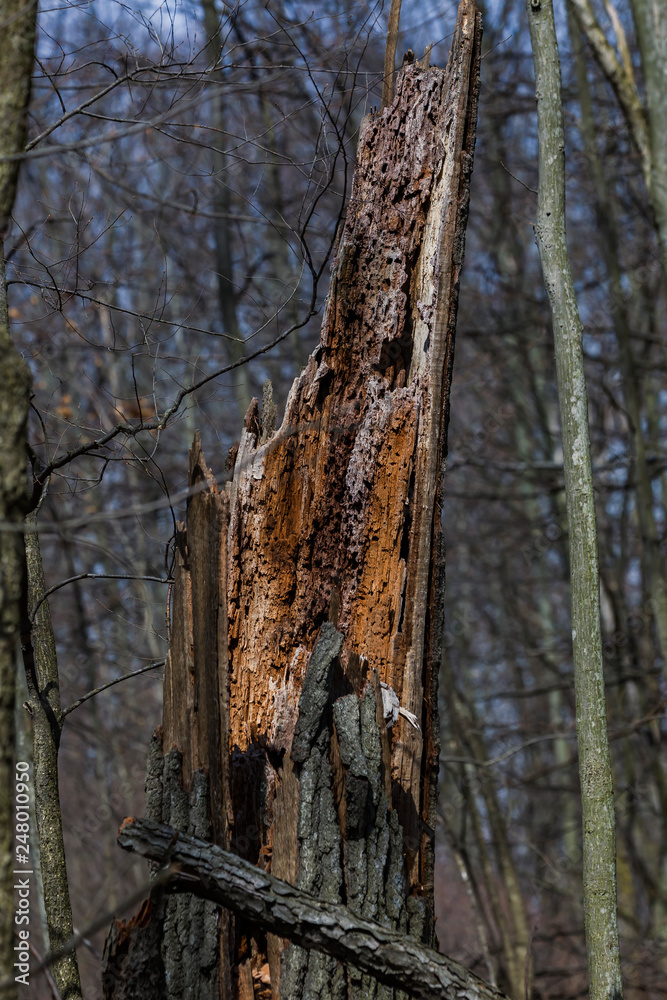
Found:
[105,3,481,995]
[161,431,231,832]
[103,435,233,999]
[102,897,166,1000]
[226,2,481,951]
[158,436,233,998]
[117,816,511,1000]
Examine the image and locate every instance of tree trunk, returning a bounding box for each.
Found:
[526,2,623,998]
[568,0,667,291]
[567,1,667,942]
[0,4,37,997]
[630,0,667,284]
[21,508,83,1000]
[103,2,481,997]
[201,0,252,423]
[381,0,404,110]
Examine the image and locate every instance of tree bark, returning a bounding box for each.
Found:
[21,508,83,1000]
[103,2,481,996]
[0,3,37,997]
[630,0,667,282]
[201,0,251,422]
[526,2,623,998]
[116,815,511,1000]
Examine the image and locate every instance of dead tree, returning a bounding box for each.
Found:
[102,1,482,997]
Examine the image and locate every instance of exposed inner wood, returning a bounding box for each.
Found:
[103,3,481,997]
[226,0,481,923]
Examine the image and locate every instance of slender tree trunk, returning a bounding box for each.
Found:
[567,1,667,676]
[0,4,37,996]
[567,1,667,943]
[0,266,30,1000]
[567,0,650,190]
[630,0,667,283]
[103,3,482,997]
[568,0,667,290]
[201,0,251,424]
[526,2,623,998]
[21,508,83,1000]
[381,0,403,109]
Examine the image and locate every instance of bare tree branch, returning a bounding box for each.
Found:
[30,573,171,621]
[117,817,511,1000]
[61,660,165,718]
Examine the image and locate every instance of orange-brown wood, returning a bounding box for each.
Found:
[225,2,481,929]
[105,6,481,997]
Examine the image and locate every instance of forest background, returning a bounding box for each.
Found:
[3,0,666,997]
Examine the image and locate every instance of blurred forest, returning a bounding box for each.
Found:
[8,0,667,996]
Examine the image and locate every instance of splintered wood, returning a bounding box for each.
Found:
[104,3,481,998]
[226,0,480,911]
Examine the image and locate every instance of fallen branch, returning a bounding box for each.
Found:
[117,816,510,1000]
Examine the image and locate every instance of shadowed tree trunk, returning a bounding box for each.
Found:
[102,2,482,997]
[630,0,667,283]
[0,4,37,998]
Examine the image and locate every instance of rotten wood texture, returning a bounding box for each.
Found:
[102,897,167,1000]
[103,435,233,999]
[104,3,481,996]
[226,0,481,949]
[116,815,511,1000]
[162,432,231,847]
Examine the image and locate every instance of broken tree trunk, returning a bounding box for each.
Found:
[102,1,481,997]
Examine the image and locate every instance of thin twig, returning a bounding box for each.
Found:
[498,158,537,194]
[30,573,171,621]
[61,660,165,718]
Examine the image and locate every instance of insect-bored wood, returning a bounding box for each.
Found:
[103,2,481,996]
